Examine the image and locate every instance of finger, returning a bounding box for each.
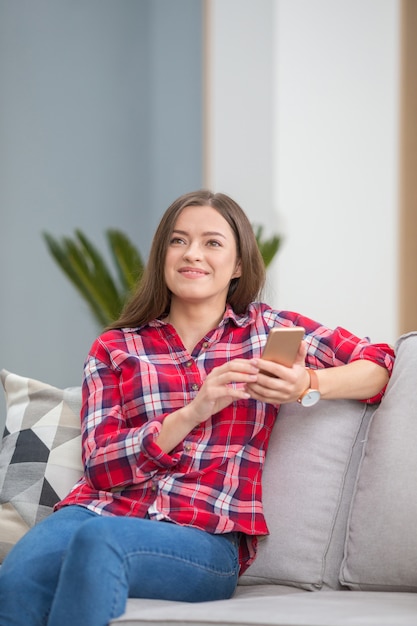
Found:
[246,381,290,404]
[209,362,260,386]
[247,374,286,395]
[294,340,308,366]
[219,358,260,374]
[256,358,284,379]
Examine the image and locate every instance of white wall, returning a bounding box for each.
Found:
[205,0,277,308]
[206,0,400,345]
[273,0,400,344]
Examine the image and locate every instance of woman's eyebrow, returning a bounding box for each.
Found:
[204,231,226,239]
[172,229,226,239]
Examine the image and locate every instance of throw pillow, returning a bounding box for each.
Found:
[0,370,83,562]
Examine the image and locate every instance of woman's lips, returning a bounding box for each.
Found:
[178,267,208,278]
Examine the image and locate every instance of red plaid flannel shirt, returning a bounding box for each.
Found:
[56,303,395,573]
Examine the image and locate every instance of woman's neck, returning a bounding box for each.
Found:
[165,302,226,354]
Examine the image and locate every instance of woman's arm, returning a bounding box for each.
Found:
[247,340,392,406]
[80,353,183,491]
[313,359,389,401]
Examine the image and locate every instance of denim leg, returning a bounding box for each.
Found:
[0,506,99,626]
[47,516,240,626]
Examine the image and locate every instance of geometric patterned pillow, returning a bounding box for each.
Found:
[0,370,83,562]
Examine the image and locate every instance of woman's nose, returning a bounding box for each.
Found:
[183,242,203,260]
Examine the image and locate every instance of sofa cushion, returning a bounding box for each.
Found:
[340,332,417,591]
[110,590,417,625]
[0,370,83,562]
[240,396,375,590]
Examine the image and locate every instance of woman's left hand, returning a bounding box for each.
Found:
[246,341,310,405]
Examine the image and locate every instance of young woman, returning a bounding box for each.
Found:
[0,190,395,626]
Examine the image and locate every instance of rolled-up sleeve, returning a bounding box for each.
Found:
[138,419,183,471]
[282,314,395,404]
[81,347,182,491]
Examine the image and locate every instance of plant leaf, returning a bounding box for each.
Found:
[44,231,125,326]
[106,229,144,293]
[71,231,124,322]
[43,232,111,326]
[253,224,281,267]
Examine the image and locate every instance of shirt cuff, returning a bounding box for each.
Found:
[138,419,182,470]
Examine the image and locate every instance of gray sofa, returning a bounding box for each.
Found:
[1,332,417,625]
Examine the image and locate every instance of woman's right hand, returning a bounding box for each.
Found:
[187,358,260,425]
[155,359,259,453]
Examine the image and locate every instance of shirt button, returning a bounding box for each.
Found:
[151,484,157,492]
[191,383,199,391]
[186,361,193,368]
[184,443,192,452]
[202,342,209,349]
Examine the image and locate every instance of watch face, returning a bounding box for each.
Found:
[301,390,321,407]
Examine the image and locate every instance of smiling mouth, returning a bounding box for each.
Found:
[179,268,208,277]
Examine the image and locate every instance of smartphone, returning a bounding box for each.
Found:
[261,326,305,371]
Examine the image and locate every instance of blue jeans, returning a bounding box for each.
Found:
[0,506,240,626]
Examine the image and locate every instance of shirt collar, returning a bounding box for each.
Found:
[132,303,254,332]
[118,304,254,332]
[222,303,252,327]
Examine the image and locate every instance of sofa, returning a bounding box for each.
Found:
[1,332,417,625]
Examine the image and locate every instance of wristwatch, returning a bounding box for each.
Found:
[298,369,321,407]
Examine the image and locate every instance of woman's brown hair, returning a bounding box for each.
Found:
[108,190,266,329]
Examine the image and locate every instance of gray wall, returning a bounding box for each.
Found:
[0,0,203,417]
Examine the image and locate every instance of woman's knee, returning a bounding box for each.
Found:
[64,516,124,572]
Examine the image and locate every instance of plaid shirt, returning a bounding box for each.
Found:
[56,302,395,573]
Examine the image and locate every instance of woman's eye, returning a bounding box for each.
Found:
[207,240,221,247]
[170,237,185,245]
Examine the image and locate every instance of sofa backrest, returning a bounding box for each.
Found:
[240,395,375,590]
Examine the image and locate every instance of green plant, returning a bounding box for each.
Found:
[252,224,281,268]
[43,229,144,328]
[43,225,280,328]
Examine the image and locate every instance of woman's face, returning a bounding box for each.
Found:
[164,205,241,309]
